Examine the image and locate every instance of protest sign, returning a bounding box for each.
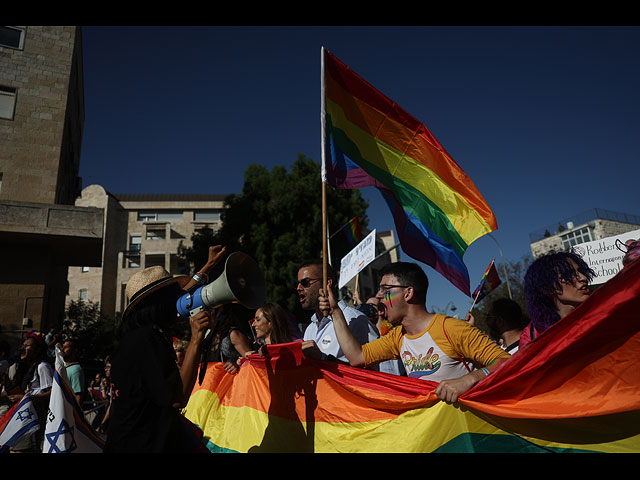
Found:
[572,228,640,283]
[338,229,376,288]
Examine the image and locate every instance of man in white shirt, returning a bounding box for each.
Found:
[298,260,378,364]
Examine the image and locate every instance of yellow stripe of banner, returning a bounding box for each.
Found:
[187,386,639,453]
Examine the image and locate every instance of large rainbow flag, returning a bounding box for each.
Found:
[321,48,498,296]
[183,260,640,453]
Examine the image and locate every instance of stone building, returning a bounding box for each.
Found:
[66,185,228,319]
[0,26,103,343]
[529,209,640,259]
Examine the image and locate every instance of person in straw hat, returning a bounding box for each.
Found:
[104,245,226,453]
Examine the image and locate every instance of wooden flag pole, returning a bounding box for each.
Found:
[467,287,483,316]
[322,181,328,290]
[320,47,328,292]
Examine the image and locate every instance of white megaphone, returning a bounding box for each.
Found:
[176,251,266,317]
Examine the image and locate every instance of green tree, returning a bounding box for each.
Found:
[179,154,369,317]
[63,300,117,362]
[469,254,533,336]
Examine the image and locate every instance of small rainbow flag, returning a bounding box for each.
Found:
[321,48,497,295]
[331,216,363,247]
[183,260,640,453]
[472,258,502,303]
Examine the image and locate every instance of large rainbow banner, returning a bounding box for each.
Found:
[183,260,640,453]
[321,48,498,296]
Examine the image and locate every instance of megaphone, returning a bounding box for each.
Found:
[177,252,266,386]
[176,251,266,317]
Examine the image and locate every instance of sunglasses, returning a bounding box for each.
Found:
[297,277,321,288]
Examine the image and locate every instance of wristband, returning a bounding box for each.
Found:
[196,271,209,283]
[192,273,204,284]
[481,367,490,376]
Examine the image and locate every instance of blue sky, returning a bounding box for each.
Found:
[79,26,640,314]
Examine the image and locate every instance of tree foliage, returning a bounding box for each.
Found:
[179,155,369,317]
[63,300,118,362]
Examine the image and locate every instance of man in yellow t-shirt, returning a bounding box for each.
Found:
[317,262,510,403]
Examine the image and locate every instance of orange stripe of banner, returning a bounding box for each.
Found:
[194,346,439,424]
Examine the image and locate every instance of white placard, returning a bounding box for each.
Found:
[338,229,376,289]
[572,228,640,284]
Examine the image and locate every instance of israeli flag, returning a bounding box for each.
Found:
[0,395,40,449]
[42,347,104,453]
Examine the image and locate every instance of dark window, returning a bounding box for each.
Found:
[0,26,25,49]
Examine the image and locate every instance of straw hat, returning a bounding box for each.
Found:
[123,266,190,319]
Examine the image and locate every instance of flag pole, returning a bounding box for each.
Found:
[467,286,483,316]
[320,47,328,289]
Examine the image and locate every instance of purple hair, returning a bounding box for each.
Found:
[524,251,595,333]
[623,240,640,267]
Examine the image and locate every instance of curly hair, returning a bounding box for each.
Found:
[623,240,640,267]
[524,251,594,333]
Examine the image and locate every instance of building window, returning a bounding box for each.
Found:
[146,227,166,240]
[126,256,140,268]
[0,86,17,120]
[561,227,592,250]
[194,210,221,222]
[0,26,26,50]
[145,254,165,268]
[129,235,142,252]
[79,289,88,301]
[137,211,183,222]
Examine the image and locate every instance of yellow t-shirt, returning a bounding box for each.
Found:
[362,314,510,382]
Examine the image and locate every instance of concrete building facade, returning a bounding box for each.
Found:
[66,185,228,319]
[0,26,103,343]
[529,209,640,258]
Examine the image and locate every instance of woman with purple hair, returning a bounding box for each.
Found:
[621,239,640,268]
[520,251,595,349]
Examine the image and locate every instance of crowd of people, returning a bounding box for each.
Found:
[1,239,638,453]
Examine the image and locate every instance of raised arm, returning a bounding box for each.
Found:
[182,245,227,291]
[318,282,365,367]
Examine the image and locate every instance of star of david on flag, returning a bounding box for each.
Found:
[0,394,40,449]
[42,346,105,453]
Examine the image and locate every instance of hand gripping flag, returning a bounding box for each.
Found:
[321,48,498,295]
[0,395,40,450]
[42,347,105,453]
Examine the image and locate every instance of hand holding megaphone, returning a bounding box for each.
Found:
[177,250,267,386]
[176,251,267,318]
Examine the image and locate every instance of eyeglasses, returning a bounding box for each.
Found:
[377,284,410,294]
[297,277,322,288]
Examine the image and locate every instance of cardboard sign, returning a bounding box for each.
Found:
[572,228,640,284]
[339,229,376,288]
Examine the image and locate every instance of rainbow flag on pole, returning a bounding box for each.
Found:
[331,216,363,247]
[321,48,497,295]
[472,258,502,303]
[183,260,640,452]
